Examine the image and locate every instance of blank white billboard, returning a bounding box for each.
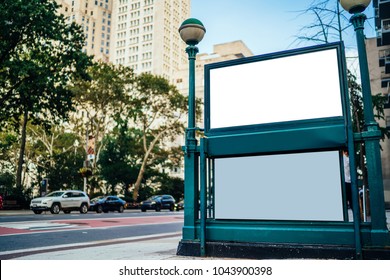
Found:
[209,48,343,130]
[214,151,344,221]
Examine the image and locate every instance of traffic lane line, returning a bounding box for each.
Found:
[0,215,183,236]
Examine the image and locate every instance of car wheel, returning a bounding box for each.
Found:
[33,210,42,214]
[141,208,146,212]
[63,210,71,214]
[155,205,161,212]
[50,203,60,214]
[79,203,88,214]
[96,205,103,213]
[118,205,124,213]
[169,204,174,211]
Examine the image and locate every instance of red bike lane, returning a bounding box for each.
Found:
[0,215,183,236]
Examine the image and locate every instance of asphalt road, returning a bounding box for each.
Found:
[0,210,184,255]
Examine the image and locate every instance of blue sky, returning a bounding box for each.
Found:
[190,0,376,56]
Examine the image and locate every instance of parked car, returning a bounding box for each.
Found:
[175,200,184,211]
[89,196,127,213]
[30,190,90,214]
[140,195,175,212]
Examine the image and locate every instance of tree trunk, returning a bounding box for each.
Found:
[16,110,28,189]
[132,156,148,201]
[132,130,165,201]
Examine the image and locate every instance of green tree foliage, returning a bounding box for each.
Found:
[98,122,183,202]
[98,125,142,194]
[71,62,135,169]
[72,63,189,200]
[0,0,91,127]
[0,172,15,192]
[0,131,17,164]
[0,0,91,189]
[43,151,85,192]
[123,73,189,201]
[93,71,191,202]
[31,126,85,191]
[0,130,18,191]
[157,175,184,202]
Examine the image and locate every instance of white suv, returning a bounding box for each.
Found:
[30,190,90,214]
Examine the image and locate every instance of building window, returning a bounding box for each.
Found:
[385,94,390,109]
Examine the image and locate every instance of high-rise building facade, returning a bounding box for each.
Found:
[110,0,190,82]
[57,0,113,62]
[367,0,390,207]
[57,0,190,83]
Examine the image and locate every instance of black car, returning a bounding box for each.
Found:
[140,195,175,212]
[175,200,184,211]
[89,196,127,213]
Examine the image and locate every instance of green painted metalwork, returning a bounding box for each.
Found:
[206,118,346,157]
[200,138,207,256]
[182,44,200,241]
[336,39,363,258]
[188,221,375,245]
[349,12,388,246]
[180,16,390,258]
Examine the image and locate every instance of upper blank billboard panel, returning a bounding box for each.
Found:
[206,44,345,133]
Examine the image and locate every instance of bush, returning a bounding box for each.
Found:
[2,187,32,209]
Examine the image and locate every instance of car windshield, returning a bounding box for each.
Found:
[45,191,65,197]
[148,195,161,201]
[91,196,104,202]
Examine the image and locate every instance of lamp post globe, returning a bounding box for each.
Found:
[339,0,371,13]
[179,18,206,46]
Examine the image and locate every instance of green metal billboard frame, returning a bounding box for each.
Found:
[179,42,390,259]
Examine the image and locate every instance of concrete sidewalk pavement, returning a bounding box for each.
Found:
[10,234,186,260]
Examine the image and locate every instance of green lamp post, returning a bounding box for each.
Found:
[340,0,388,244]
[179,18,206,240]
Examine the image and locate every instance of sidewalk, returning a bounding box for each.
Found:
[9,235,186,260]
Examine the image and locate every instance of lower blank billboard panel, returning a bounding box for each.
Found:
[214,151,344,221]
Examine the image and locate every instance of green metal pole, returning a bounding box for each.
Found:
[341,40,362,258]
[350,13,388,245]
[182,45,199,241]
[186,45,198,133]
[200,138,207,256]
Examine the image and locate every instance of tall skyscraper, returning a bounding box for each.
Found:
[57,0,190,83]
[57,0,113,62]
[110,0,190,82]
